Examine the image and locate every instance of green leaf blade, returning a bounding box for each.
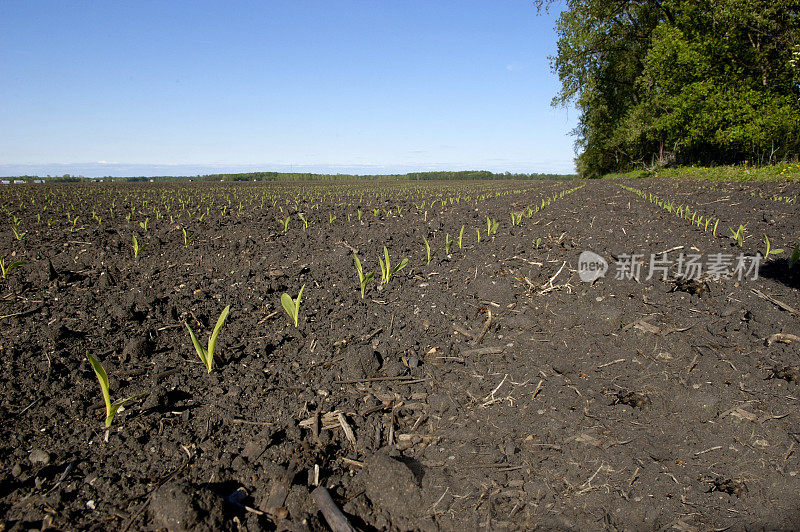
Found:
[185,322,209,371]
[86,353,112,425]
[207,305,230,371]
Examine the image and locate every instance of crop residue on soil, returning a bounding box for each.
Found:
[1,179,799,530]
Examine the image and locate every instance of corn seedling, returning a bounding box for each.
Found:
[281,285,305,327]
[139,218,149,231]
[11,217,26,240]
[457,225,465,249]
[534,237,543,249]
[329,213,337,224]
[476,228,481,243]
[182,227,194,248]
[486,217,499,236]
[132,235,148,258]
[423,236,436,265]
[0,257,26,278]
[298,213,308,230]
[357,209,363,221]
[729,225,746,247]
[378,246,408,284]
[86,353,146,427]
[353,253,374,298]
[185,305,230,373]
[445,233,454,255]
[763,235,783,259]
[279,216,290,233]
[510,212,522,226]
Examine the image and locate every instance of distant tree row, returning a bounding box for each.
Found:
[4,170,577,183]
[540,0,800,177]
[186,170,576,182]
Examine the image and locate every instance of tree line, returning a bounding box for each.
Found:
[539,0,800,177]
[4,171,577,183]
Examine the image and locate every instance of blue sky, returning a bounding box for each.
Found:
[0,1,576,177]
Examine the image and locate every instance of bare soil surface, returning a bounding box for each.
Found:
[1,179,798,531]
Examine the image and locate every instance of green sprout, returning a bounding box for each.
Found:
[485,217,499,236]
[445,233,454,255]
[378,246,408,284]
[278,216,290,233]
[185,305,230,373]
[763,234,784,259]
[86,353,146,428]
[281,285,305,327]
[298,213,308,230]
[423,236,436,265]
[476,227,481,243]
[534,237,543,249]
[139,218,149,231]
[0,257,26,278]
[353,253,374,298]
[458,225,465,249]
[329,213,337,224]
[729,224,746,247]
[132,234,148,258]
[11,217,26,240]
[182,227,194,248]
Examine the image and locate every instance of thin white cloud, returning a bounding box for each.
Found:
[505,62,528,72]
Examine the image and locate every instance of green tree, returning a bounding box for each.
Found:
[540,0,800,176]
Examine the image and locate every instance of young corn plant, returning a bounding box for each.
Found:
[185,305,230,373]
[378,246,408,285]
[281,285,305,327]
[423,236,437,265]
[729,224,746,247]
[533,237,543,249]
[485,217,499,236]
[445,233,454,255]
[11,217,26,240]
[139,218,149,231]
[457,225,465,249]
[0,257,26,278]
[182,227,194,248]
[763,235,784,259]
[132,234,148,258]
[279,216,290,233]
[86,353,146,428]
[298,213,308,230]
[353,253,374,298]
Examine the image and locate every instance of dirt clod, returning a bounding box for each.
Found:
[149,481,225,531]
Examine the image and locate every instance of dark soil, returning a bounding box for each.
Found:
[1,179,798,531]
